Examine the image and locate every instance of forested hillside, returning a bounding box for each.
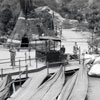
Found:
[0,0,100,37]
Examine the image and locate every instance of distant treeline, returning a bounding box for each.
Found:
[0,0,100,37]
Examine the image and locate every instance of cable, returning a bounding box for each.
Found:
[2,68,27,91]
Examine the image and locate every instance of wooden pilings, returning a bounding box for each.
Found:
[26,65,28,78]
[29,56,31,66]
[1,68,3,80]
[79,47,81,64]
[12,82,16,93]
[25,52,27,64]
[47,62,49,75]
[19,60,21,87]
[36,57,38,69]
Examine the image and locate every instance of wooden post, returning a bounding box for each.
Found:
[19,60,21,87]
[12,82,16,93]
[42,40,44,51]
[79,47,81,64]
[1,68,3,80]
[47,62,49,75]
[26,65,28,78]
[35,40,38,68]
[54,41,55,50]
[55,25,57,35]
[83,58,85,67]
[35,40,36,50]
[92,31,93,53]
[49,40,50,51]
[25,52,27,64]
[62,64,65,72]
[82,53,85,67]
[59,26,62,39]
[60,41,61,49]
[52,11,54,31]
[45,40,47,53]
[59,25,62,49]
[19,60,21,71]
[29,56,31,66]
[36,57,38,69]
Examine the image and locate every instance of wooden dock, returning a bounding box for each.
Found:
[0,49,82,80]
[0,60,80,80]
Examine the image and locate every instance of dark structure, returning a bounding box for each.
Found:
[36,36,68,66]
[21,34,29,47]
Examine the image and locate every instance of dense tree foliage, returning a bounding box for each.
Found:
[86,3,100,35]
[0,0,55,36]
[1,0,100,38]
[0,5,12,24]
[0,4,13,36]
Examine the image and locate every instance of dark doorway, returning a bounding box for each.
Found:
[21,35,29,47]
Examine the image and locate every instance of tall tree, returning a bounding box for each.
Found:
[0,4,12,25]
[19,0,33,19]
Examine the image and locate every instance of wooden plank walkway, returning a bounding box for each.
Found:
[0,61,80,80]
[8,69,48,100]
[8,63,80,100]
[0,49,81,80]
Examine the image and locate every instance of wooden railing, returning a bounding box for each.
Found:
[0,51,82,79]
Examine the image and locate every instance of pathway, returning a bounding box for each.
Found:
[61,29,89,54]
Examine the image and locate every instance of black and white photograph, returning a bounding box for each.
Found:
[0,0,99,100]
